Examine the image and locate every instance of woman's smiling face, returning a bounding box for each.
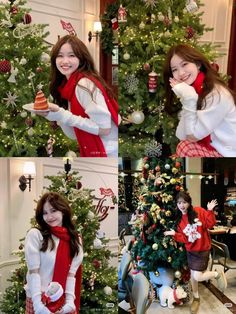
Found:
[170,54,199,85]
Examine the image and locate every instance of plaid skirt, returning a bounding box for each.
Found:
[176,140,222,157]
[187,250,210,271]
[25,298,77,314]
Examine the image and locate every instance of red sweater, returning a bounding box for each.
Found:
[174,207,216,252]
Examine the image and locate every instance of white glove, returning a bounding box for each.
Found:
[61,276,76,313]
[27,273,51,314]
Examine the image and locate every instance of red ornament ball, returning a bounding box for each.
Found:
[36,67,43,73]
[175,161,181,168]
[185,26,195,39]
[25,117,33,127]
[23,13,32,24]
[143,63,150,71]
[92,259,101,269]
[0,60,11,73]
[10,6,18,14]
[211,62,219,72]
[176,185,181,191]
[76,181,82,190]
[137,255,141,261]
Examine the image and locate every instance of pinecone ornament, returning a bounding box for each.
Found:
[0,60,11,73]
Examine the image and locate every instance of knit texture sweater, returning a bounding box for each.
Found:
[174,207,216,252]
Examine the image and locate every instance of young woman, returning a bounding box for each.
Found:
[36,35,118,157]
[163,44,236,157]
[164,191,227,314]
[24,192,83,314]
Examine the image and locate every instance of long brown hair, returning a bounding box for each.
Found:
[49,35,113,107]
[175,191,198,225]
[35,192,81,258]
[163,44,236,114]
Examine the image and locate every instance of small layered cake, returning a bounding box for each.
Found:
[34,90,48,110]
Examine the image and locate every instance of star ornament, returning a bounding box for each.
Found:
[3,92,18,107]
[143,0,157,8]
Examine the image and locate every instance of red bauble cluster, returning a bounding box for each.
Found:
[23,13,32,24]
[10,6,18,14]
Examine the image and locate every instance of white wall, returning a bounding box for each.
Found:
[27,0,101,68]
[0,157,118,300]
[200,0,233,73]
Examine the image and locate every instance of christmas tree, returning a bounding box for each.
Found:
[130,156,191,293]
[0,0,76,156]
[0,170,118,313]
[118,0,219,158]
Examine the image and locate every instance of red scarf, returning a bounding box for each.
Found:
[58,71,118,157]
[51,226,82,313]
[191,72,215,150]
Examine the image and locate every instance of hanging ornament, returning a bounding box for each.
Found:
[0,59,11,73]
[145,140,162,157]
[3,91,18,107]
[19,57,27,65]
[186,0,198,13]
[46,137,55,157]
[28,128,35,136]
[131,111,145,124]
[185,26,195,39]
[36,67,43,73]
[224,169,229,186]
[23,13,32,24]
[158,12,165,21]
[143,0,157,9]
[76,181,82,190]
[20,111,27,118]
[92,259,101,269]
[143,63,150,71]
[211,62,219,72]
[25,117,33,127]
[175,270,182,279]
[148,71,158,93]
[123,52,130,60]
[88,272,97,291]
[165,163,170,170]
[10,6,18,15]
[41,52,50,63]
[125,74,139,94]
[174,16,179,23]
[111,17,118,30]
[7,67,18,83]
[163,16,171,27]
[152,243,158,250]
[139,21,145,29]
[103,286,112,295]
[118,5,127,23]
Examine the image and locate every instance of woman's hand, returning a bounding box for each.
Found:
[98,128,111,136]
[207,199,218,211]
[33,103,60,117]
[169,77,181,88]
[164,230,175,236]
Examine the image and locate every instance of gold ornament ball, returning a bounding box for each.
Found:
[175,270,182,279]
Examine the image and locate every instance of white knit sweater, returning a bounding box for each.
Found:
[46,78,118,157]
[173,82,236,157]
[24,228,83,297]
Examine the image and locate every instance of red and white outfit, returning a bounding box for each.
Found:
[46,71,118,157]
[174,207,216,252]
[25,227,83,314]
[174,72,236,157]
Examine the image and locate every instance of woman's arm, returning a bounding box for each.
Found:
[58,246,83,314]
[25,229,51,314]
[173,83,233,140]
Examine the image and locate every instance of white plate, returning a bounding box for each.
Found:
[23,103,50,113]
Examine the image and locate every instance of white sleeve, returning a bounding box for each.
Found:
[173,84,233,139]
[45,108,99,135]
[76,78,112,128]
[69,245,83,275]
[25,228,43,270]
[175,110,186,140]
